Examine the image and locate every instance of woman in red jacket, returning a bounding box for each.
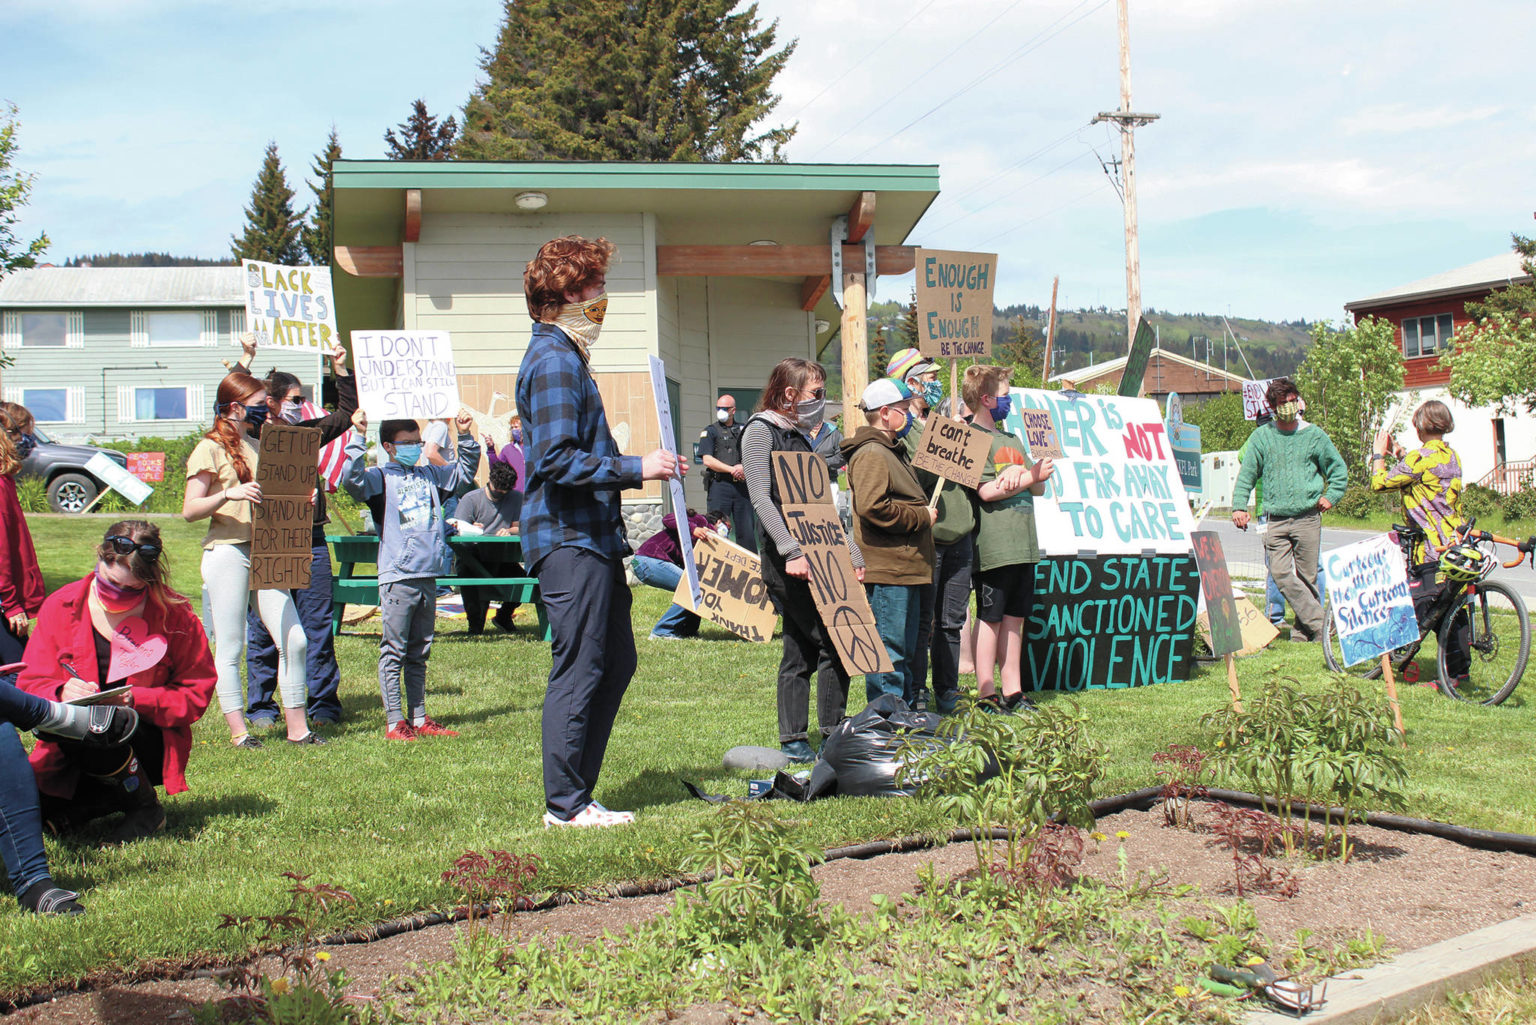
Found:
[19,520,216,842]
[0,414,44,666]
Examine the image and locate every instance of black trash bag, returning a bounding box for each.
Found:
[805,694,943,800]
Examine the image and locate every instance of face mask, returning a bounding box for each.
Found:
[895,411,914,440]
[922,380,943,408]
[511,428,523,445]
[795,396,825,431]
[279,400,304,425]
[716,408,731,424]
[1275,400,1300,419]
[716,523,730,537]
[392,443,423,468]
[553,292,608,350]
[991,394,1012,423]
[94,568,146,614]
[13,433,35,459]
[243,403,269,429]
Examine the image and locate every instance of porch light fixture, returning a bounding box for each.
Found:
[514,191,548,210]
[814,320,831,334]
[748,239,778,246]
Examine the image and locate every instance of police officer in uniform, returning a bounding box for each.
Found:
[697,394,757,553]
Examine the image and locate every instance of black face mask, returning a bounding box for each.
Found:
[243,404,269,429]
[14,434,35,459]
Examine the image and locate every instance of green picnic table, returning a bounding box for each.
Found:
[326,533,549,640]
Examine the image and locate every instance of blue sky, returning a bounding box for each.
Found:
[3,0,1531,322]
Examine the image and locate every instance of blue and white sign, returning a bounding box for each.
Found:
[1324,536,1419,666]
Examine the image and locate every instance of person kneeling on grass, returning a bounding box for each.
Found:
[632,510,728,640]
[18,521,216,843]
[342,411,481,741]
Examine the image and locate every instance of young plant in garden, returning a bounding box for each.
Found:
[442,849,541,944]
[1153,743,1210,829]
[1208,802,1301,898]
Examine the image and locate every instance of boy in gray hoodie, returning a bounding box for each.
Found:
[343,411,480,739]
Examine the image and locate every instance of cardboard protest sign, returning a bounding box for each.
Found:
[911,416,992,489]
[913,248,997,358]
[1117,317,1157,397]
[242,260,337,349]
[1197,594,1279,657]
[673,531,776,642]
[1242,379,1273,420]
[648,356,700,605]
[1323,536,1419,666]
[1005,389,1197,557]
[1190,531,1243,657]
[772,451,893,676]
[250,424,320,590]
[1018,407,1063,459]
[1024,554,1200,690]
[353,331,460,420]
[126,452,165,483]
[85,452,152,506]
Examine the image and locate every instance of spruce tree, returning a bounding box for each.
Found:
[459,0,796,161]
[0,103,48,279]
[231,142,306,265]
[303,128,343,266]
[383,100,457,160]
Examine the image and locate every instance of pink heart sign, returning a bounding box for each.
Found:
[108,617,168,683]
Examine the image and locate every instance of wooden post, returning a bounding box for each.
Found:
[1380,654,1406,743]
[79,488,110,515]
[1116,0,1142,350]
[1225,652,1242,712]
[1042,275,1059,382]
[840,270,868,414]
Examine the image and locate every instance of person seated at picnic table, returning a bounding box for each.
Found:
[632,510,728,640]
[453,461,526,635]
[18,520,217,843]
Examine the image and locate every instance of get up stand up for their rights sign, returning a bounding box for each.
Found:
[251,424,321,590]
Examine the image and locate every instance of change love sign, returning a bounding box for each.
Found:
[772,451,893,676]
[250,424,320,590]
[1323,535,1419,666]
[84,452,152,506]
[1018,407,1062,459]
[914,248,997,359]
[911,416,992,489]
[1006,389,1196,557]
[1242,379,1273,420]
[353,330,460,419]
[242,260,337,349]
[674,531,777,642]
[649,355,700,606]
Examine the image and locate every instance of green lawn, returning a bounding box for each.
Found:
[5,513,1536,999]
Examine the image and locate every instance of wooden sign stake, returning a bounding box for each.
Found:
[1380,653,1406,743]
[1224,652,1242,712]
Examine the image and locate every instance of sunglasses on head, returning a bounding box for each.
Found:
[105,535,161,562]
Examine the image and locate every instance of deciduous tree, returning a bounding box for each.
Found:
[1441,234,1536,414]
[0,103,48,279]
[1295,317,1403,484]
[231,142,307,265]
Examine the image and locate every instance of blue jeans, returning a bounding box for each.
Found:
[0,724,49,901]
[865,583,927,704]
[247,543,343,723]
[631,556,700,637]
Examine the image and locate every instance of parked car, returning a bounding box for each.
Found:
[18,427,131,513]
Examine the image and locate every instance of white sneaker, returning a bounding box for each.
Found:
[542,803,636,828]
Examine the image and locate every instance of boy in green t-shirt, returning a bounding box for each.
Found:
[962,365,1054,711]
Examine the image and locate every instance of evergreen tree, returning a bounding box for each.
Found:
[459,0,796,161]
[383,100,456,160]
[0,103,48,279]
[230,142,307,265]
[303,128,343,266]
[895,289,920,350]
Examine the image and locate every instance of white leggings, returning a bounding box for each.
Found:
[201,542,307,716]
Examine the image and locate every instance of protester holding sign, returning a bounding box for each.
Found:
[0,423,43,667]
[19,521,217,844]
[886,348,943,418]
[744,358,864,763]
[843,378,938,706]
[633,510,725,640]
[965,366,1054,709]
[1370,400,1464,561]
[1230,378,1348,643]
[235,338,358,727]
[516,235,686,829]
[182,373,316,748]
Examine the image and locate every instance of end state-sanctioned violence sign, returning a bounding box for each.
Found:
[914,248,997,359]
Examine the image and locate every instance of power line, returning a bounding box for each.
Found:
[851,0,1111,160]
[930,124,1086,210]
[781,0,941,124]
[923,146,1097,234]
[972,178,1117,247]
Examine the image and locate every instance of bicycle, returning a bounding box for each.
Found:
[1320,520,1534,705]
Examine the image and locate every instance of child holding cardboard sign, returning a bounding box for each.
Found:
[963,366,1054,711]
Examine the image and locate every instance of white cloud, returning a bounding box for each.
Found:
[1337,103,1504,135]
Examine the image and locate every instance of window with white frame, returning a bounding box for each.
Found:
[116,383,204,423]
[1402,313,1455,359]
[130,309,216,347]
[6,386,86,424]
[0,310,83,348]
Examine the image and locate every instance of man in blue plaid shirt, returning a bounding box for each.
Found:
[516,236,685,829]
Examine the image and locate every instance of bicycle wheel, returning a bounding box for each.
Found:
[1438,580,1530,706]
[1321,598,1384,679]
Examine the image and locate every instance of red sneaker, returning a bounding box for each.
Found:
[413,717,459,737]
[386,722,418,741]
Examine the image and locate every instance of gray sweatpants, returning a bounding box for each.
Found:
[378,578,436,725]
[1264,512,1324,639]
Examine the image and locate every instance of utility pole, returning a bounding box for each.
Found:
[1091,0,1158,352]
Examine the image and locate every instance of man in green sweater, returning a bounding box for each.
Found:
[1231,378,1348,642]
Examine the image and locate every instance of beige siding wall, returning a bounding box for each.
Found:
[705,277,817,397]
